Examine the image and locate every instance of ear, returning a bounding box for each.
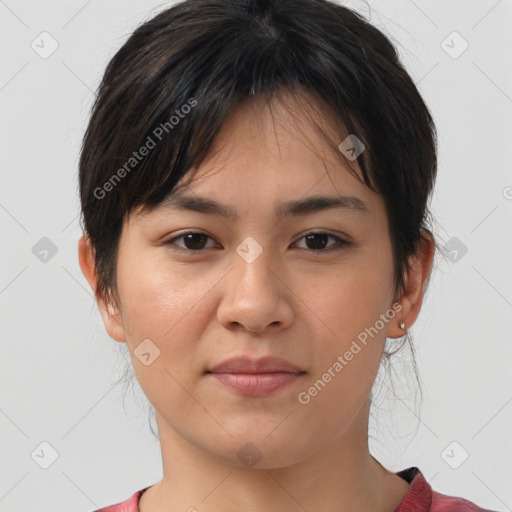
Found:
[387,231,435,339]
[78,233,127,343]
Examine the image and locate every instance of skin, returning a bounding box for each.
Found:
[79,91,435,512]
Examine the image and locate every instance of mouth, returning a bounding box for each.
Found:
[207,355,304,374]
[206,356,306,397]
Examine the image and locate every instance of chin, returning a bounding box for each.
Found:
[205,424,320,470]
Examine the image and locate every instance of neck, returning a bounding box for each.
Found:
[139,399,409,512]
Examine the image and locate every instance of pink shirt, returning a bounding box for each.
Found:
[92,467,498,512]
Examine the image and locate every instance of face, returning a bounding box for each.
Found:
[96,93,402,468]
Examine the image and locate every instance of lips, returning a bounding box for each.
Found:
[207,356,304,374]
[206,356,306,397]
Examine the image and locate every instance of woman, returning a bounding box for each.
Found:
[77,0,497,510]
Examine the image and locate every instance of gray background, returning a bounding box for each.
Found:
[1,0,511,511]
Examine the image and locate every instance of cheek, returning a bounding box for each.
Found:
[116,252,214,370]
[297,264,394,411]
[115,256,215,412]
[303,259,394,343]
[296,271,391,419]
[117,248,205,327]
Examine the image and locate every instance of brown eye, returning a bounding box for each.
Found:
[165,231,216,253]
[303,233,331,250]
[294,232,351,252]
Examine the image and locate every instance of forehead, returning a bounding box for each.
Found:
[200,90,357,173]
[132,89,381,221]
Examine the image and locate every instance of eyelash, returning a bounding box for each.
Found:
[164,230,351,255]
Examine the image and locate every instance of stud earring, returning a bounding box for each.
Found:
[399,321,406,331]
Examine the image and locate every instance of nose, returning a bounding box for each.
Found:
[216,240,294,334]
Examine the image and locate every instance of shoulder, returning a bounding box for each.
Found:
[395,467,498,512]
[91,487,149,512]
[431,489,498,512]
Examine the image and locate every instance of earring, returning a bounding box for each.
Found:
[399,321,406,331]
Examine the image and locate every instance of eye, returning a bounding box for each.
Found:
[293,231,351,252]
[165,231,217,253]
[165,230,351,254]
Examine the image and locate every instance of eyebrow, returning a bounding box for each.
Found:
[154,192,369,220]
